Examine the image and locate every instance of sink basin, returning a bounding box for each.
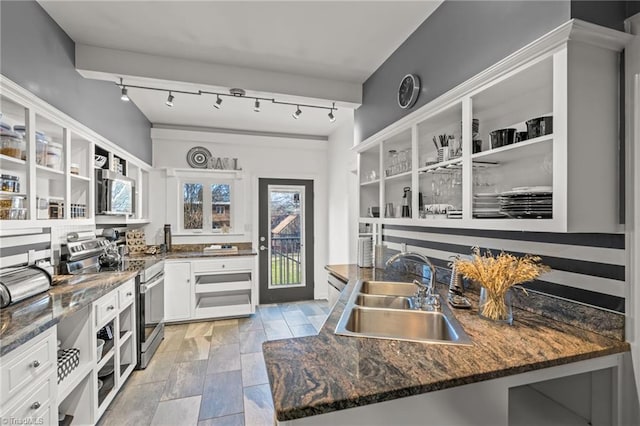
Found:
[360,281,418,297]
[342,307,468,344]
[335,280,472,345]
[354,294,414,309]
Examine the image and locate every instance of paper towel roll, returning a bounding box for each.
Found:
[67,231,95,242]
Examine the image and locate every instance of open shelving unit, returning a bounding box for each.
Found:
[0,75,152,229]
[355,23,627,233]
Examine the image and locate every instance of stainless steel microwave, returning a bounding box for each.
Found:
[95,169,135,215]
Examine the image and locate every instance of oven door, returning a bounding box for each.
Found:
[139,272,165,353]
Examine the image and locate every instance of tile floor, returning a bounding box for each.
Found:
[98,300,331,426]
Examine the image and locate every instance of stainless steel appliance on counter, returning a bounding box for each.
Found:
[0,265,51,308]
[60,236,164,369]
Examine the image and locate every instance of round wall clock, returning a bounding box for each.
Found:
[397,74,420,109]
[186,146,212,168]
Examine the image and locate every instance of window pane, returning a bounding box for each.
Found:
[211,184,231,230]
[183,183,203,229]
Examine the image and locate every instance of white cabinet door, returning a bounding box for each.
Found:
[164,262,192,322]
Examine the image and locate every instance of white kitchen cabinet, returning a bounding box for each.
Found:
[356,20,631,233]
[164,262,193,322]
[0,75,151,229]
[0,326,57,426]
[92,279,137,420]
[192,257,255,320]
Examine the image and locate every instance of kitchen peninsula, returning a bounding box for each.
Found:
[262,265,630,425]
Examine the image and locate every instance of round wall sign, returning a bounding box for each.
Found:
[397,74,420,109]
[186,146,212,168]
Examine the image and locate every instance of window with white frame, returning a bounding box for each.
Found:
[180,178,234,233]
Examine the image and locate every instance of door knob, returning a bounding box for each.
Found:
[259,245,267,251]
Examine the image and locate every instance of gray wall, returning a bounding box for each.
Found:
[571,1,628,31]
[355,1,570,143]
[0,1,152,163]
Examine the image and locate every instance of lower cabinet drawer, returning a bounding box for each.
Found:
[95,292,118,328]
[118,280,136,309]
[192,257,254,273]
[2,375,54,422]
[0,329,55,406]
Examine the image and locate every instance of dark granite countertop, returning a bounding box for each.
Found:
[128,249,256,261]
[0,271,138,357]
[262,264,630,421]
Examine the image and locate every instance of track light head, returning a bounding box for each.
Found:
[253,99,261,112]
[166,92,174,107]
[292,106,302,120]
[328,110,335,122]
[214,95,223,109]
[120,87,130,102]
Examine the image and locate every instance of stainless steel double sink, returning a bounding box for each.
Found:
[335,280,472,345]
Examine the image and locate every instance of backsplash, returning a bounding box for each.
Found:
[380,224,626,341]
[0,228,52,268]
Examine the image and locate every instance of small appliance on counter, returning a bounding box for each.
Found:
[357,237,373,268]
[0,265,52,308]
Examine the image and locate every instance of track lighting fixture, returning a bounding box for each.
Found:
[328,103,336,122]
[214,95,223,109]
[118,78,130,102]
[115,78,337,121]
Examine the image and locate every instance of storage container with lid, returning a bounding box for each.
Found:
[46,141,63,170]
[0,129,25,160]
[70,163,80,175]
[35,133,49,166]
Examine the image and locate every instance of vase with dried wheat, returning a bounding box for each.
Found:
[451,247,550,324]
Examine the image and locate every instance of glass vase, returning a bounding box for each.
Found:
[478,287,513,325]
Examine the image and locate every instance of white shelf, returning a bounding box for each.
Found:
[195,281,252,293]
[194,293,252,319]
[360,179,380,186]
[0,153,26,166]
[472,134,553,163]
[418,157,463,173]
[96,347,115,371]
[0,191,26,197]
[58,362,93,402]
[119,330,133,346]
[70,174,91,182]
[36,164,64,176]
[383,170,412,182]
[509,385,589,426]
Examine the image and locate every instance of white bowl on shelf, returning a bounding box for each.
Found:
[94,155,107,168]
[96,338,105,359]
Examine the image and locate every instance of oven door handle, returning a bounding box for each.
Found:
[140,273,164,293]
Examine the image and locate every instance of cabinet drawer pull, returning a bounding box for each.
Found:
[107,305,115,311]
[126,292,133,296]
[32,360,40,368]
[31,401,41,410]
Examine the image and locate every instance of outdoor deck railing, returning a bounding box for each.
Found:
[271,235,302,285]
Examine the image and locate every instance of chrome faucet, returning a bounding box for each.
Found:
[385,251,440,311]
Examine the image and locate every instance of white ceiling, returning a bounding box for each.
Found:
[39,0,443,137]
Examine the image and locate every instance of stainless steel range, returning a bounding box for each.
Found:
[60,237,165,369]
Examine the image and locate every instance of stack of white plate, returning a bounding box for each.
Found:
[446,210,463,219]
[499,186,552,219]
[473,192,505,218]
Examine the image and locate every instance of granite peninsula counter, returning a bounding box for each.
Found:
[262,264,630,423]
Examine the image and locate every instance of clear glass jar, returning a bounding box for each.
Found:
[46,141,63,170]
[36,133,49,166]
[1,130,25,160]
[70,163,80,175]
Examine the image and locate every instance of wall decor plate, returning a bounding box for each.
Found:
[186,146,212,168]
